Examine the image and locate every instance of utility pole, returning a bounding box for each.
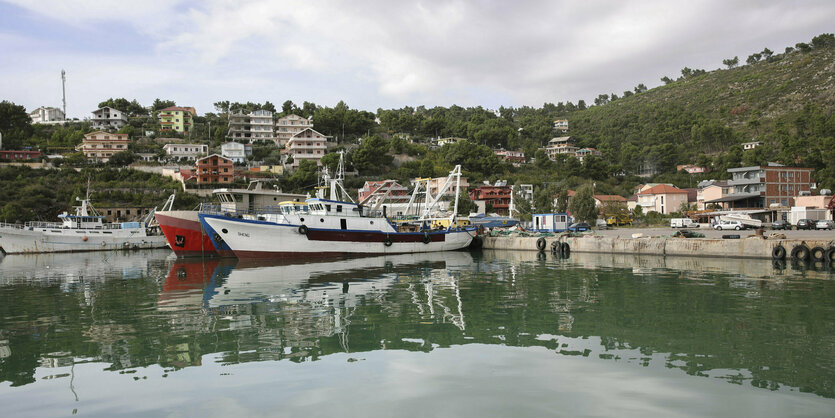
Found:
[61,69,67,120]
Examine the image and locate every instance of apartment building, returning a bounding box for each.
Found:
[228,110,275,143]
[284,128,329,168]
[469,185,512,215]
[195,154,234,184]
[91,107,128,130]
[29,106,65,124]
[493,149,525,164]
[75,131,129,162]
[543,136,578,160]
[158,106,196,133]
[553,119,569,132]
[275,114,313,146]
[723,164,815,208]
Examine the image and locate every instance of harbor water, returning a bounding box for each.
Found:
[0,249,834,416]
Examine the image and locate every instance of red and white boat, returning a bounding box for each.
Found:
[155,182,306,257]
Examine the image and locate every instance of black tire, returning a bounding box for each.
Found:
[735,226,741,230]
[771,245,786,261]
[717,226,723,231]
[468,235,483,250]
[825,247,835,264]
[536,237,546,251]
[383,236,393,247]
[560,242,570,257]
[298,225,309,235]
[810,246,826,262]
[790,245,810,262]
[423,232,431,244]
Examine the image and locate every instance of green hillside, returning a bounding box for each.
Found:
[568,40,835,187]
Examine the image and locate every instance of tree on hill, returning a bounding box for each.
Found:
[0,101,33,149]
[98,98,147,116]
[350,135,393,176]
[746,53,762,64]
[811,33,835,49]
[634,83,648,93]
[722,56,739,69]
[152,99,176,112]
[661,76,674,85]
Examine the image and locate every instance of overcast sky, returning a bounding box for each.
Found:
[1,0,833,118]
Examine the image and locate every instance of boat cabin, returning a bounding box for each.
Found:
[305,198,364,217]
[279,201,309,215]
[58,213,106,229]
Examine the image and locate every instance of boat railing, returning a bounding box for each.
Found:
[199,204,287,217]
[0,222,26,229]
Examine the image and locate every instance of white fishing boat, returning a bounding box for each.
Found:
[198,156,476,259]
[0,197,167,255]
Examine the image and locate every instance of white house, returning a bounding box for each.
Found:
[29,106,65,124]
[162,143,208,160]
[91,107,128,130]
[285,128,329,168]
[221,142,247,163]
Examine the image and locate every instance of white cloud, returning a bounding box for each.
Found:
[2,0,835,114]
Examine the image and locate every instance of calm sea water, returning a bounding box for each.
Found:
[0,249,833,417]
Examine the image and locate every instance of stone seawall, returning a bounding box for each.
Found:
[483,235,835,260]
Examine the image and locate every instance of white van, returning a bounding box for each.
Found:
[670,218,699,228]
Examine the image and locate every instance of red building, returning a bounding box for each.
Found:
[0,150,42,161]
[358,180,409,203]
[469,185,512,215]
[195,154,234,184]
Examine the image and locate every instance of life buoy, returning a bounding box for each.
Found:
[423,232,431,244]
[825,247,835,264]
[82,236,88,242]
[790,244,810,262]
[536,237,546,251]
[383,236,393,247]
[771,245,786,260]
[810,246,826,262]
[298,225,309,235]
[560,242,571,256]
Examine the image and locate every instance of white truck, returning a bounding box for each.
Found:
[670,218,699,228]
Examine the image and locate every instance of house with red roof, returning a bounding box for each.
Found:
[593,194,627,207]
[636,184,688,214]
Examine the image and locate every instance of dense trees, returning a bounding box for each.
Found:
[0,101,33,149]
[97,98,147,116]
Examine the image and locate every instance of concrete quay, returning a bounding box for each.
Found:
[482,234,835,260]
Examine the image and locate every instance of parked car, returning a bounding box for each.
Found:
[771,220,791,230]
[796,219,815,230]
[815,220,835,230]
[595,219,609,230]
[569,222,591,232]
[714,220,743,230]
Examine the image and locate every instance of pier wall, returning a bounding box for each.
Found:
[482,235,834,259]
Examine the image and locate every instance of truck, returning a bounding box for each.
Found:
[670,218,699,228]
[606,214,633,226]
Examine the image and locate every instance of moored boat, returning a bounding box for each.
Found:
[198,163,476,259]
[154,181,306,258]
[0,198,166,255]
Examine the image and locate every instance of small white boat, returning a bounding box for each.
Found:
[0,198,166,255]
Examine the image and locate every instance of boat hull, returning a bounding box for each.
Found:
[155,211,227,257]
[199,214,475,259]
[0,225,166,254]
